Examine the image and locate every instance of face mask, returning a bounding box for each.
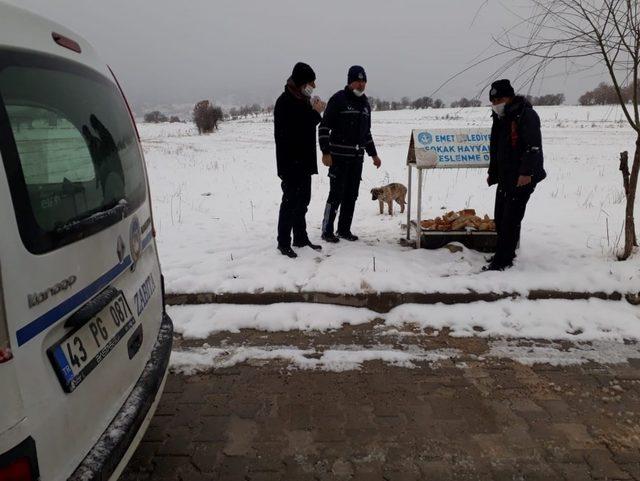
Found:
[492,102,506,116]
[353,89,364,97]
[302,85,314,97]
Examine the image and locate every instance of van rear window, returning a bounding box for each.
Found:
[0,49,146,254]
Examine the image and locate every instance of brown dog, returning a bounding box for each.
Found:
[371,183,407,215]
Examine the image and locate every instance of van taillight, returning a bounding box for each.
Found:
[0,439,38,481]
[0,348,12,363]
[0,458,32,481]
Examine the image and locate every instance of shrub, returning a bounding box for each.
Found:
[193,100,223,134]
[144,111,168,123]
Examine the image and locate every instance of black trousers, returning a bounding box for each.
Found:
[322,156,363,235]
[277,174,312,247]
[493,184,534,265]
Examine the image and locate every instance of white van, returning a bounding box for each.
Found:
[0,3,173,480]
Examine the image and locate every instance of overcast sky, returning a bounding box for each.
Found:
[6,0,608,110]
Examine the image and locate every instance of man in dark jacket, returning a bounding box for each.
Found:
[319,65,382,243]
[274,62,326,258]
[485,79,547,271]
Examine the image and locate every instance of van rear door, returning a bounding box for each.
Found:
[0,48,164,479]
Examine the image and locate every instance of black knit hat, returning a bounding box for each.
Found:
[291,62,316,87]
[489,79,515,101]
[348,65,367,84]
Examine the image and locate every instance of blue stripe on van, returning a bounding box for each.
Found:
[16,256,132,347]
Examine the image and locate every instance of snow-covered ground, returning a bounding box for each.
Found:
[167,299,640,373]
[169,298,640,343]
[141,105,640,295]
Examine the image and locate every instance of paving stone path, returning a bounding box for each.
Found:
[121,322,640,480]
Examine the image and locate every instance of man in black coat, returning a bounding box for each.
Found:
[319,65,382,243]
[485,79,547,271]
[274,62,326,258]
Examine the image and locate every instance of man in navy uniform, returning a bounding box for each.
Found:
[485,79,546,271]
[319,65,382,243]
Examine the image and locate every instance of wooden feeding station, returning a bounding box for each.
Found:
[405,128,498,252]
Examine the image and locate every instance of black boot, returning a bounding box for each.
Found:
[321,233,340,243]
[481,260,512,272]
[278,245,298,258]
[293,240,322,251]
[485,254,516,263]
[337,231,359,241]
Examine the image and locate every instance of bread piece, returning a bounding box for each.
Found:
[421,219,436,229]
[478,220,497,231]
[435,221,452,231]
[451,217,468,231]
[443,211,459,223]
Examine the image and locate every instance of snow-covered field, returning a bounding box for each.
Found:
[141,105,639,296]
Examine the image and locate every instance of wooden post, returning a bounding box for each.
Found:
[406,164,412,240]
[417,168,423,249]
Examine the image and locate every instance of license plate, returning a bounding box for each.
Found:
[48,291,136,393]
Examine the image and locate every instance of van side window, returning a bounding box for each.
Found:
[0,50,146,253]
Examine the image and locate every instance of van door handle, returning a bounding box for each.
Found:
[64,287,119,329]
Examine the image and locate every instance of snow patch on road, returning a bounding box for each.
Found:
[486,339,640,366]
[168,299,640,371]
[168,303,379,338]
[169,298,640,343]
[170,345,461,375]
[385,298,640,342]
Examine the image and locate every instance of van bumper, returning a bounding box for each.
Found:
[68,312,173,481]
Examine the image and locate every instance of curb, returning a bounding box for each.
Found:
[166,290,638,314]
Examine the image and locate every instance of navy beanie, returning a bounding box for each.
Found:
[489,79,515,101]
[291,62,316,87]
[348,65,367,84]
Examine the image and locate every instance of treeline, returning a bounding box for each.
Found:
[144,103,275,125]
[143,111,182,123]
[369,96,446,111]
[370,94,564,109]
[525,93,565,106]
[228,104,274,120]
[579,82,640,105]
[450,98,482,108]
[144,89,575,127]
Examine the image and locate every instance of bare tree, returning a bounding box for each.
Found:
[496,0,639,259]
